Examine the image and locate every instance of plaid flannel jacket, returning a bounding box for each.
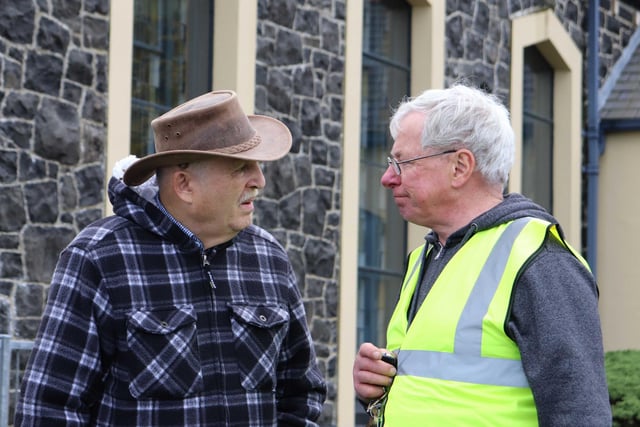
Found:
[15,178,326,426]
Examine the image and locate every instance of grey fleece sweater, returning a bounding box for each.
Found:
[409,193,612,426]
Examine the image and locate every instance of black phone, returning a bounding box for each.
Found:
[381,352,397,369]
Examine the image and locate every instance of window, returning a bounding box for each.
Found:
[356,2,411,424]
[340,0,442,423]
[509,10,583,245]
[358,0,411,358]
[130,0,214,156]
[522,46,554,211]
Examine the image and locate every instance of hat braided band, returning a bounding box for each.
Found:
[213,134,262,154]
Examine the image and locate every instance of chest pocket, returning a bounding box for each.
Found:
[126,305,204,398]
[228,303,290,391]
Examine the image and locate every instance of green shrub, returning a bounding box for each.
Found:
[606,350,640,427]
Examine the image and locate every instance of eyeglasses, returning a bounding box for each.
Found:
[387,149,457,175]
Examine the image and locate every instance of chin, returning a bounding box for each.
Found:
[233,216,253,231]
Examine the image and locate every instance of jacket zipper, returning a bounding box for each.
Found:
[202,252,216,289]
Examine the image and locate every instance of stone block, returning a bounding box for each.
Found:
[15,283,45,317]
[279,191,302,229]
[0,252,22,278]
[25,51,63,95]
[37,16,70,54]
[25,181,59,223]
[2,91,39,119]
[34,98,80,165]
[303,237,335,278]
[0,185,26,231]
[0,150,17,182]
[67,49,93,85]
[75,165,104,207]
[23,225,75,283]
[0,1,35,43]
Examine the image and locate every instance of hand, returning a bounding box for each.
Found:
[353,342,397,402]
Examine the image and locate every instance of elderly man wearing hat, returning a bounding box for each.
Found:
[16,91,327,426]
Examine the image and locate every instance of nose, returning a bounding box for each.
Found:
[250,161,266,189]
[380,165,399,188]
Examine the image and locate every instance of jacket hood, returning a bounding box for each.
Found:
[430,193,559,247]
[474,193,557,230]
[108,157,200,251]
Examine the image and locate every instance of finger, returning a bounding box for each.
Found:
[357,342,383,360]
[354,368,394,388]
[354,379,388,401]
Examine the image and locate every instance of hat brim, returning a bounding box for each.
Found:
[123,115,292,186]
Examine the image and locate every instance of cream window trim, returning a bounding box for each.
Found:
[337,0,363,423]
[408,0,445,94]
[105,1,134,215]
[510,9,583,247]
[338,1,444,425]
[213,0,257,112]
[406,0,446,252]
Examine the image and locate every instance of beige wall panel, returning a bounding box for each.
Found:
[598,131,640,351]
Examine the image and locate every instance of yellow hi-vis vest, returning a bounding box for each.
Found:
[384,217,589,427]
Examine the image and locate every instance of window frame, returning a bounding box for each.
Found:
[522,45,555,212]
[338,0,445,425]
[509,9,583,247]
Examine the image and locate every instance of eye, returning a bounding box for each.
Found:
[231,161,250,175]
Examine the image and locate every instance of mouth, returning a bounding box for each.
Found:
[239,190,260,208]
[392,193,409,208]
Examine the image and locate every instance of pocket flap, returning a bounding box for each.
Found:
[228,303,289,328]
[128,305,196,334]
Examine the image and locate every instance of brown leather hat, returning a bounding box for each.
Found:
[123,90,292,186]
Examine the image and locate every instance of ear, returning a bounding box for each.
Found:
[173,170,195,204]
[450,149,475,188]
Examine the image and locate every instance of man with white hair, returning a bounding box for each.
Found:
[353,84,611,426]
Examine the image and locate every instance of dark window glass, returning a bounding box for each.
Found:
[357,4,411,421]
[522,46,554,211]
[131,0,214,156]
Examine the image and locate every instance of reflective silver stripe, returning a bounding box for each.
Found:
[398,349,530,387]
[398,217,534,388]
[455,217,530,353]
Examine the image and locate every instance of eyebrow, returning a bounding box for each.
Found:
[390,151,407,160]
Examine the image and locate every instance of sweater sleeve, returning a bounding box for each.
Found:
[14,246,106,426]
[507,238,612,426]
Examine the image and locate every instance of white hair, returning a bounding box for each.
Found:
[389,84,515,186]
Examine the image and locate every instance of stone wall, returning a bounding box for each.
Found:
[0,0,109,339]
[253,1,346,424]
[443,0,639,105]
[0,0,109,422]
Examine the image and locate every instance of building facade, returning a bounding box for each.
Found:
[1,0,639,426]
